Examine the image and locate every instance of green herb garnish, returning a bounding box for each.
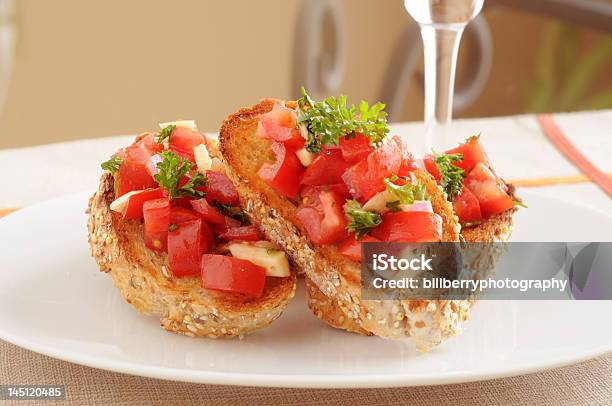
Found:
[168,223,178,232]
[383,175,428,205]
[101,156,122,174]
[513,200,528,208]
[433,152,464,201]
[385,200,402,212]
[154,151,206,199]
[212,202,249,224]
[296,87,389,153]
[344,199,382,239]
[156,124,176,144]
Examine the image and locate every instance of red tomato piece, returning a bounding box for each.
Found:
[452,187,482,224]
[201,221,215,251]
[209,216,242,235]
[203,171,239,205]
[445,136,489,173]
[143,198,170,252]
[296,190,348,245]
[337,235,381,262]
[218,226,261,241]
[170,206,199,223]
[258,105,304,149]
[341,136,403,202]
[168,219,203,277]
[338,133,373,164]
[371,211,442,242]
[201,255,266,298]
[422,154,441,181]
[397,151,417,177]
[190,199,226,226]
[122,188,165,220]
[169,127,206,163]
[300,184,351,209]
[464,163,514,218]
[258,142,305,199]
[301,149,350,186]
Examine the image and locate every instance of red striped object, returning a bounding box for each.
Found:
[537,114,612,198]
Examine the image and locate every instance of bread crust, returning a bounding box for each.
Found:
[87,170,296,339]
[219,99,474,350]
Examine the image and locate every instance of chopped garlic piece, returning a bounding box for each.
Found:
[295,148,315,167]
[158,120,197,131]
[194,144,212,173]
[228,243,290,277]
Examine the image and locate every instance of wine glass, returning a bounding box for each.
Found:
[404,0,484,151]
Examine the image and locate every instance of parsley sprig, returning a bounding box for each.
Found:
[101,156,122,174]
[296,87,389,153]
[156,124,176,144]
[154,151,207,199]
[344,199,382,239]
[383,175,428,207]
[434,152,464,201]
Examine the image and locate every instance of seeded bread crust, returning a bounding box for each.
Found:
[87,171,296,339]
[219,99,473,350]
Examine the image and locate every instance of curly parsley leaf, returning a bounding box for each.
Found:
[433,152,464,201]
[344,199,382,239]
[296,87,389,153]
[154,151,207,199]
[156,124,176,144]
[101,156,122,174]
[383,175,428,205]
[212,202,249,224]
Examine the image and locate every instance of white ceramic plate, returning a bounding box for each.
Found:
[0,190,611,388]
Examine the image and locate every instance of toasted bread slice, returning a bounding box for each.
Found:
[220,99,473,350]
[87,170,296,339]
[309,189,517,337]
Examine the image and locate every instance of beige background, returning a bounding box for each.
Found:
[0,0,610,149]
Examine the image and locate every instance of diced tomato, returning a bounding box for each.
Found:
[296,190,348,245]
[136,133,164,155]
[258,105,304,149]
[168,219,203,277]
[143,198,170,252]
[258,142,305,199]
[371,211,442,242]
[464,163,513,218]
[300,184,351,209]
[201,221,215,250]
[190,199,225,226]
[210,216,242,235]
[145,153,163,178]
[114,134,163,196]
[338,133,373,164]
[338,235,381,262]
[201,255,266,298]
[122,188,165,220]
[423,154,440,180]
[445,136,489,173]
[397,151,417,177]
[219,226,260,241]
[301,149,350,186]
[170,207,199,223]
[341,136,403,202]
[452,187,482,224]
[203,171,239,205]
[169,127,206,163]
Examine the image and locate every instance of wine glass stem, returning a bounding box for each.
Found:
[420,24,465,148]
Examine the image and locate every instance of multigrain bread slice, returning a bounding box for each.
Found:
[87,171,296,339]
[219,99,473,350]
[309,188,518,337]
